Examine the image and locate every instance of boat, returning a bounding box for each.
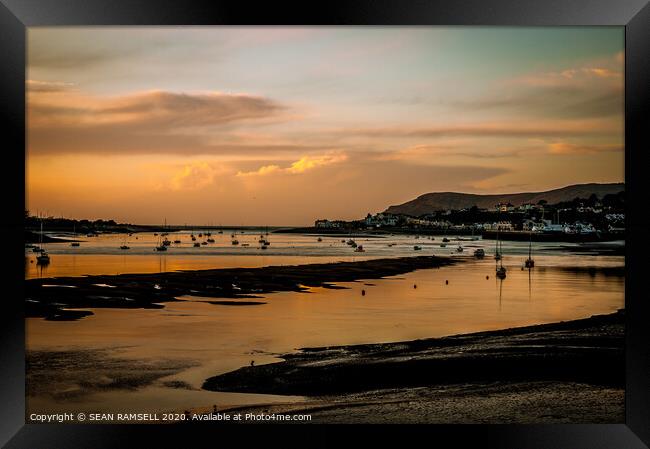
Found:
[154,230,167,251]
[442,237,450,243]
[231,239,239,245]
[193,242,201,247]
[494,231,502,261]
[207,238,215,243]
[524,232,535,268]
[496,236,507,279]
[414,245,422,251]
[456,245,464,253]
[218,230,223,234]
[474,248,485,258]
[317,237,323,242]
[354,245,365,252]
[119,234,130,250]
[36,220,50,264]
[70,224,80,247]
[206,232,211,237]
[241,243,250,247]
[198,233,203,238]
[162,238,171,246]
[440,243,446,248]
[260,245,267,250]
[173,239,181,244]
[201,241,208,245]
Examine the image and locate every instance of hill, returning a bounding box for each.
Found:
[384,183,624,216]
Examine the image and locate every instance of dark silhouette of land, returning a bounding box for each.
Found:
[25,256,456,320]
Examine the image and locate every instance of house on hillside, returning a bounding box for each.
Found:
[495,202,515,212]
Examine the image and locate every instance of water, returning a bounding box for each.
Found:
[25,231,624,415]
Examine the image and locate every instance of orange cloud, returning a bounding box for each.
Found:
[170,162,220,190]
[547,142,623,155]
[237,152,348,177]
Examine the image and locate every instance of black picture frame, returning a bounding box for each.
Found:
[1,1,648,447]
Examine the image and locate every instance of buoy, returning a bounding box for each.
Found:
[486,275,489,280]
[361,289,366,296]
[413,284,417,289]
[445,280,449,285]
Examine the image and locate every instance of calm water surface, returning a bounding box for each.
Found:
[26,231,624,414]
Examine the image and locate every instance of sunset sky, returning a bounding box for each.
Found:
[26,27,624,225]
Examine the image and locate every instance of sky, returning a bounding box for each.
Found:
[26,27,624,226]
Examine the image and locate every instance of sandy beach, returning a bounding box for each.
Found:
[200,310,624,423]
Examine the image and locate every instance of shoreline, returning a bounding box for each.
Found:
[25,255,457,320]
[204,309,624,395]
[198,310,624,423]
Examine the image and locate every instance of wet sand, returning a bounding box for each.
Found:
[200,310,624,423]
[25,256,456,320]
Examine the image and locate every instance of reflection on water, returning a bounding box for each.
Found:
[26,238,624,415]
[25,231,624,279]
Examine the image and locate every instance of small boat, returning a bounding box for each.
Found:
[119,234,130,250]
[456,246,464,253]
[191,235,196,241]
[474,248,485,258]
[496,234,507,279]
[32,246,44,253]
[206,232,211,237]
[241,243,250,247]
[317,237,323,242]
[154,229,167,251]
[70,225,80,247]
[218,230,223,234]
[198,233,203,238]
[414,245,422,251]
[442,237,450,243]
[494,230,502,260]
[162,239,171,246]
[207,238,215,243]
[193,242,201,247]
[524,232,535,268]
[201,241,208,245]
[173,239,181,244]
[36,220,50,264]
[231,239,239,245]
[354,245,365,252]
[263,240,270,246]
[261,245,267,250]
[440,243,447,248]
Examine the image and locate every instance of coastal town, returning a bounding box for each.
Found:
[314,191,625,240]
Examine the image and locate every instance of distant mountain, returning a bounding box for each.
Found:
[384,183,624,216]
